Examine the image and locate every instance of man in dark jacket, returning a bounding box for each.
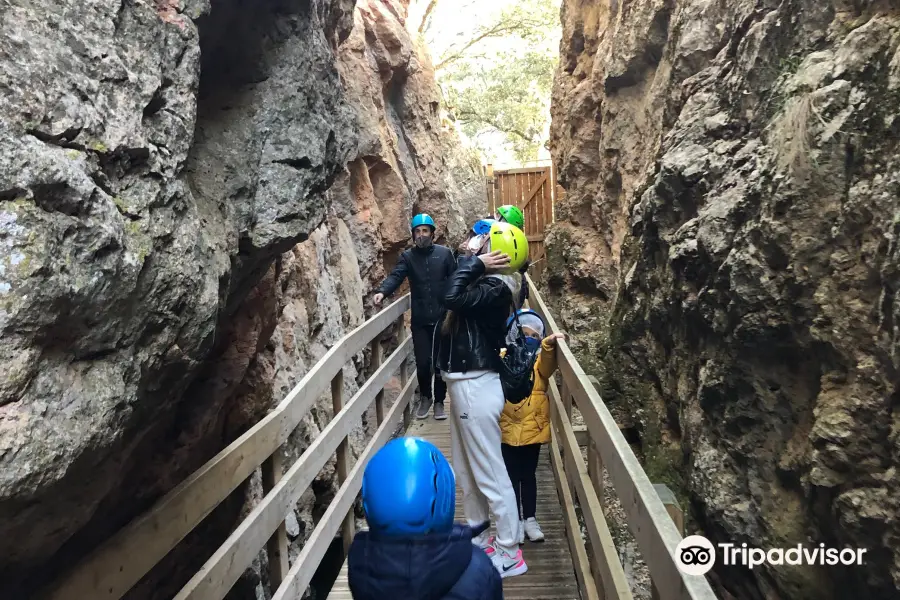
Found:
[348,437,503,600]
[373,214,456,420]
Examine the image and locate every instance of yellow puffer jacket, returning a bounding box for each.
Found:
[500,338,558,446]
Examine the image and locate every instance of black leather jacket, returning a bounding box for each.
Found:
[435,257,513,374]
[377,244,457,326]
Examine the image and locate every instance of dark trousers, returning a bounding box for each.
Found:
[411,323,446,403]
[501,443,542,519]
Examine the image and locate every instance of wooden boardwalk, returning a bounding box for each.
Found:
[328,400,580,600]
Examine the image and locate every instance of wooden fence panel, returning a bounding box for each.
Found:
[484,163,559,280]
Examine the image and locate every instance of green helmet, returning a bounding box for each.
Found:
[496,205,525,230]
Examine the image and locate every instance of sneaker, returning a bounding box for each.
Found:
[518,520,525,544]
[491,545,528,578]
[478,535,496,557]
[433,402,447,420]
[524,517,544,542]
[415,396,433,419]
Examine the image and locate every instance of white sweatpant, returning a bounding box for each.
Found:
[442,369,520,555]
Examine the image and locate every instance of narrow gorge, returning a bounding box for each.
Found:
[547,1,899,599]
[0,0,482,596]
[3,0,899,598]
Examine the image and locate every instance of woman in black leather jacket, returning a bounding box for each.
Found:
[434,238,529,579]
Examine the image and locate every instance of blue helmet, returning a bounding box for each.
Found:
[362,437,455,536]
[410,213,436,231]
[506,309,545,351]
[471,218,495,236]
[506,308,544,329]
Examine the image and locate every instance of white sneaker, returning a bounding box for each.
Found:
[524,517,544,542]
[490,544,528,578]
[517,520,525,544]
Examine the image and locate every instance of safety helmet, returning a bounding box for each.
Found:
[505,308,544,330]
[361,437,455,536]
[506,309,545,351]
[489,221,529,274]
[496,205,525,230]
[471,218,495,236]
[410,213,436,231]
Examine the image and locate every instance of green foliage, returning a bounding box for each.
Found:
[443,50,556,161]
[430,0,559,162]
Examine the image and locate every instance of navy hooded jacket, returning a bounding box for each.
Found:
[347,524,503,600]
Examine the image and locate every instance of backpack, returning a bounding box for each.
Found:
[497,308,540,404]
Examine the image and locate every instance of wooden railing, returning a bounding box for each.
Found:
[42,295,417,600]
[43,277,718,600]
[525,276,718,600]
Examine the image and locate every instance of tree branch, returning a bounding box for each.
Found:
[417,0,438,35]
[434,18,542,70]
[456,108,536,143]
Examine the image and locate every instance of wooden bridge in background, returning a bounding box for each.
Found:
[40,280,718,600]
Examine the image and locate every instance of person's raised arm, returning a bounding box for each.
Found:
[373,253,409,305]
[536,333,564,379]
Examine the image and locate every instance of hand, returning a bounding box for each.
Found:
[544,333,565,346]
[372,293,384,306]
[478,250,510,273]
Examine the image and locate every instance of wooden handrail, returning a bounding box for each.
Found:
[43,295,411,600]
[272,373,418,600]
[547,368,633,599]
[525,276,718,600]
[174,336,413,599]
[549,431,600,600]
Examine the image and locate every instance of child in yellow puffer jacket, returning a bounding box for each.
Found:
[499,310,564,544]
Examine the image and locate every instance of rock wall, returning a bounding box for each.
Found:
[549,1,899,599]
[0,0,483,595]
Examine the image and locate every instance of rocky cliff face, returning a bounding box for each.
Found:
[0,0,483,595]
[549,1,899,599]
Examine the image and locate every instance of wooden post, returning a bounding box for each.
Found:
[650,484,684,600]
[588,438,604,504]
[561,379,573,421]
[332,369,354,553]
[397,317,411,429]
[370,334,385,426]
[262,450,288,589]
[587,436,607,597]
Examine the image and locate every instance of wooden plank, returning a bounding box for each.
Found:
[262,451,288,590]
[498,166,552,175]
[561,379,573,420]
[654,485,685,535]
[41,295,410,600]
[329,404,582,600]
[397,318,411,429]
[549,429,600,600]
[588,440,604,503]
[548,376,633,600]
[652,486,685,600]
[172,336,413,600]
[526,276,718,600]
[370,337,385,425]
[521,171,549,211]
[332,369,354,553]
[271,374,418,600]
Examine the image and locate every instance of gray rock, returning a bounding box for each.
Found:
[549,1,900,598]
